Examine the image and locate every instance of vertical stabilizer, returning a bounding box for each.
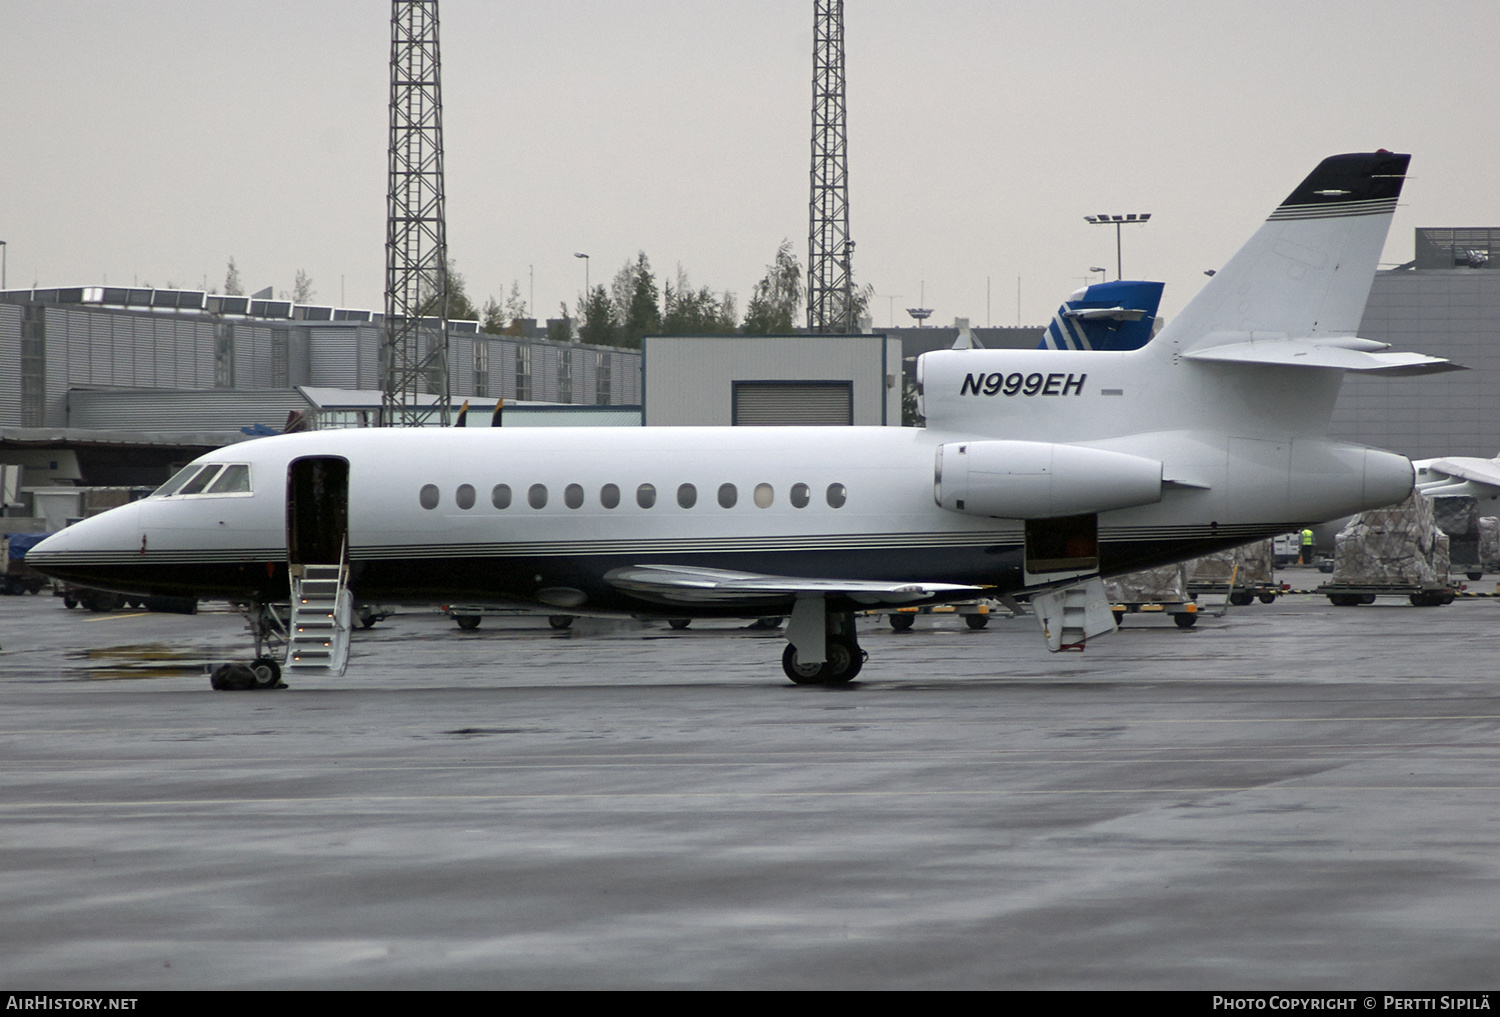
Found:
[1037,280,1164,351]
[1159,152,1409,351]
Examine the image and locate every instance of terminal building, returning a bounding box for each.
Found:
[0,286,641,432]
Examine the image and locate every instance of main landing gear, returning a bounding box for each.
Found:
[780,599,866,685]
[210,602,289,691]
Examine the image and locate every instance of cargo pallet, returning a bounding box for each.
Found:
[1110,599,1200,629]
[1315,582,1456,607]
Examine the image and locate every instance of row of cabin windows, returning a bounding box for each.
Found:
[419,481,848,512]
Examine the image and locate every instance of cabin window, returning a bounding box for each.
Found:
[600,483,620,509]
[717,483,737,509]
[677,484,697,509]
[455,484,476,510]
[753,483,774,508]
[492,484,512,509]
[827,483,847,508]
[564,483,584,509]
[790,483,811,509]
[637,483,656,508]
[419,484,440,510]
[206,464,251,495]
[528,484,548,509]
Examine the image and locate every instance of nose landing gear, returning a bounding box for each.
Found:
[211,601,290,690]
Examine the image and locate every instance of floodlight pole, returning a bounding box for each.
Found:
[1084,214,1152,280]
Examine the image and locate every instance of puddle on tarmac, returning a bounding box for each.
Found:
[68,643,208,681]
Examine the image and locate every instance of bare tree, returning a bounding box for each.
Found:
[292,269,315,304]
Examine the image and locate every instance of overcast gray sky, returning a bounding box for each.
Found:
[2,1,1496,328]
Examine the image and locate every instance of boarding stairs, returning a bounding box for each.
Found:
[1031,576,1116,652]
[286,562,353,676]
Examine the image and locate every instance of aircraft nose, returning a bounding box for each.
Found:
[25,503,142,581]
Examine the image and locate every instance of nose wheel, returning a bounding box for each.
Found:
[211,602,291,690]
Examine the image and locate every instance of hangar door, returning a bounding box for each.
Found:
[732,381,852,426]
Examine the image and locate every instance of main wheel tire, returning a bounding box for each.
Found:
[1173,613,1197,629]
[781,641,860,685]
[1229,591,1254,607]
[782,643,827,684]
[454,614,481,630]
[832,639,865,682]
[83,592,121,612]
[667,618,691,630]
[357,607,377,629]
[964,614,989,630]
[549,615,575,629]
[889,613,915,631]
[250,657,282,689]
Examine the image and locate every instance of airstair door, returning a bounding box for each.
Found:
[287,456,349,566]
[285,456,353,675]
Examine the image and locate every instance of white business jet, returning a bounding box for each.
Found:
[29,152,1458,687]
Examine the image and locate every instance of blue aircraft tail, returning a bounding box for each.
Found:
[1037,279,1164,351]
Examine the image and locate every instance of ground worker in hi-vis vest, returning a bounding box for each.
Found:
[1300,528,1314,565]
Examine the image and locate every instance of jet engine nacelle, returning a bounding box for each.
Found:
[935,440,1163,519]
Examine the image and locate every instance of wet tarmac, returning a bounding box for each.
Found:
[1,576,1498,989]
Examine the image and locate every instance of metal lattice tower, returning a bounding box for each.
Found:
[382,0,450,426]
[808,0,854,333]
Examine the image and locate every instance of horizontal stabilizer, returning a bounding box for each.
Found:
[605,565,981,606]
[1183,336,1461,375]
[1063,306,1147,322]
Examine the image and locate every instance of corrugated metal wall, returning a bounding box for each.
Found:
[357,326,382,390]
[70,388,312,431]
[450,335,474,397]
[43,309,69,425]
[309,327,360,389]
[0,301,641,428]
[0,304,20,424]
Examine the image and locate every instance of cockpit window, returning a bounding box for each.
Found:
[152,464,202,498]
[207,464,251,494]
[152,462,253,498]
[178,465,223,495]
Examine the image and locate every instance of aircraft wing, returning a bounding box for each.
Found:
[604,565,983,606]
[1424,457,1500,492]
[1183,336,1461,375]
